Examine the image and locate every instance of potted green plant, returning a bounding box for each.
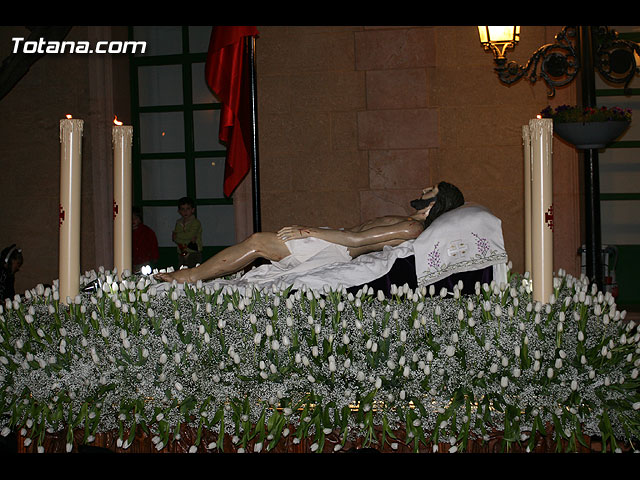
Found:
[540,105,632,149]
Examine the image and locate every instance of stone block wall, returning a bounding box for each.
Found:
[255,26,581,276]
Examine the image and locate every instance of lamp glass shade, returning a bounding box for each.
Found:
[478,26,520,46]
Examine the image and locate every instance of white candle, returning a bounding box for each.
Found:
[112,117,133,279]
[529,118,554,303]
[59,116,84,304]
[522,125,532,277]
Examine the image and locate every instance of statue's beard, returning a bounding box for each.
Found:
[410,196,436,211]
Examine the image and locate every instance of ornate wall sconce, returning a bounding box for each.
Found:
[478,26,640,96]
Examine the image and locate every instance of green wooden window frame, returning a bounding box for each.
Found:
[595,30,640,306]
[128,26,232,269]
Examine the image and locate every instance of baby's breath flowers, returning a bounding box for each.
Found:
[0,267,638,453]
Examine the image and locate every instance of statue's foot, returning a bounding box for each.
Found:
[154,268,197,284]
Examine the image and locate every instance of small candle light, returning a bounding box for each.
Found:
[112,116,133,279]
[59,115,84,304]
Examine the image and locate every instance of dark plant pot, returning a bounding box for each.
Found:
[554,121,630,149]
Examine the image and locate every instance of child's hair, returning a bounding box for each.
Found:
[177,196,195,208]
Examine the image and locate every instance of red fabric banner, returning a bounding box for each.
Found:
[205,26,259,198]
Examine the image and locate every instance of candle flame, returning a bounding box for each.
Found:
[536,114,542,119]
[66,114,72,119]
[113,115,123,126]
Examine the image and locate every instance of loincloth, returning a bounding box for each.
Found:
[272,237,352,270]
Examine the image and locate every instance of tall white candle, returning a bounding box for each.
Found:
[522,125,532,277]
[529,118,554,303]
[112,117,133,279]
[59,116,84,304]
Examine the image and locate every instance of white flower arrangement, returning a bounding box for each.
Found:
[0,267,639,453]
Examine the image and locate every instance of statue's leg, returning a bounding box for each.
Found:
[154,232,290,284]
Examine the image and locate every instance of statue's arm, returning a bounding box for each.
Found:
[277,220,423,248]
[344,215,410,232]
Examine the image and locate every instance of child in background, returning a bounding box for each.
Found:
[172,197,202,268]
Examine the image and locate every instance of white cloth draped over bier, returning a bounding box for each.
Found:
[155,203,509,295]
[412,203,508,287]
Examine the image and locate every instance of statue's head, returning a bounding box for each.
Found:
[410,181,464,227]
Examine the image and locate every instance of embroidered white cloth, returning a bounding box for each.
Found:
[412,203,508,287]
[155,203,508,294]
